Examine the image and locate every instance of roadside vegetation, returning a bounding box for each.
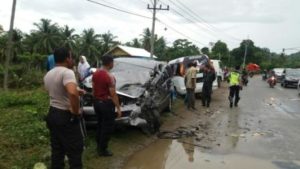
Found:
[1,18,300,90]
[0,18,299,168]
[0,89,162,169]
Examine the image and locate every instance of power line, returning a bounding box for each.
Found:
[172,0,242,41]
[157,12,210,45]
[162,0,220,41]
[86,0,152,19]
[164,0,241,43]
[157,18,206,46]
[86,0,205,47]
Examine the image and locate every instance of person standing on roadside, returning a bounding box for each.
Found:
[228,65,242,108]
[201,64,216,107]
[44,47,85,169]
[77,55,90,82]
[185,62,197,110]
[92,55,122,156]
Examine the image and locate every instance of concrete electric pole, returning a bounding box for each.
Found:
[243,40,248,68]
[148,0,169,58]
[4,0,17,90]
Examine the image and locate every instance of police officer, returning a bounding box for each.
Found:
[92,55,122,156]
[44,47,85,169]
[228,65,242,108]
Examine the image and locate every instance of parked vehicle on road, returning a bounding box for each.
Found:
[168,55,212,96]
[281,68,300,88]
[298,80,300,96]
[81,58,173,133]
[273,68,285,83]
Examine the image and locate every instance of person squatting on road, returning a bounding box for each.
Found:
[228,65,242,108]
[44,47,85,169]
[92,55,122,157]
[201,64,216,107]
[185,62,197,110]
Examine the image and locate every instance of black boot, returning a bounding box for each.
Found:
[228,96,233,108]
[235,97,240,107]
[98,149,113,157]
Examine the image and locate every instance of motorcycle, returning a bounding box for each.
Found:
[268,76,277,88]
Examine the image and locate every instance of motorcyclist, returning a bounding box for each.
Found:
[267,70,277,85]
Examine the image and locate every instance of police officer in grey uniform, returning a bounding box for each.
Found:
[44,47,85,169]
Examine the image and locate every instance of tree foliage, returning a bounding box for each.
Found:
[1,18,299,89]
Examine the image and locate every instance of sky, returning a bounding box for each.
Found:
[0,0,299,54]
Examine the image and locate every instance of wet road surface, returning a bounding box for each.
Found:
[123,76,300,169]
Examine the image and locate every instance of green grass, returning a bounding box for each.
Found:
[0,89,156,169]
[0,89,50,169]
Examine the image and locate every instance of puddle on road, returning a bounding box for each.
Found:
[123,139,287,169]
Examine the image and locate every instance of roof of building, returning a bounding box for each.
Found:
[105,45,157,59]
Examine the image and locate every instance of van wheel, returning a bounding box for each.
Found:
[141,110,160,135]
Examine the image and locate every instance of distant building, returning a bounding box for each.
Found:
[104,45,157,59]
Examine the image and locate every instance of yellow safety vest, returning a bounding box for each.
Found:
[229,72,240,86]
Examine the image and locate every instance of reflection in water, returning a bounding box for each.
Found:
[273,161,300,169]
[179,137,195,162]
[228,110,240,148]
[123,139,172,169]
[123,138,280,169]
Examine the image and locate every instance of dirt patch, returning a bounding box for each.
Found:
[90,85,230,169]
[120,84,230,169]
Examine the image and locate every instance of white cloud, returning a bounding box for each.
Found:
[0,0,299,54]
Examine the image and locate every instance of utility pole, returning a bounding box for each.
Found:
[148,0,169,58]
[3,0,17,91]
[243,39,248,68]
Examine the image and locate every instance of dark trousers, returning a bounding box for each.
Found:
[186,88,195,109]
[93,100,116,152]
[229,85,240,104]
[46,107,84,169]
[202,85,212,106]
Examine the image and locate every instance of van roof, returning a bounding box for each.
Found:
[168,55,209,65]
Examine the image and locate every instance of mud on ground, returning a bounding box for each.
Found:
[85,84,228,169]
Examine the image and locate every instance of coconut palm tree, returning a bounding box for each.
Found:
[79,28,101,66]
[100,31,118,55]
[31,18,61,54]
[60,25,79,51]
[0,29,23,63]
[141,28,152,52]
[0,25,3,34]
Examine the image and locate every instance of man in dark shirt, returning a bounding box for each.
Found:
[201,64,216,107]
[92,55,122,156]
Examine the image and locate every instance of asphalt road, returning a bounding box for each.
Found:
[123,76,300,169]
